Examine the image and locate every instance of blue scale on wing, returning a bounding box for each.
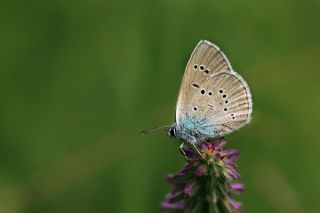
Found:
[176,114,213,141]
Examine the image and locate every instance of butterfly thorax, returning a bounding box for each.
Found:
[168,115,215,144]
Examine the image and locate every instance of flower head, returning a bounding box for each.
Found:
[161,139,244,213]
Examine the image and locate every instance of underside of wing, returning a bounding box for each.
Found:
[189,40,232,74]
[176,40,233,123]
[178,71,253,138]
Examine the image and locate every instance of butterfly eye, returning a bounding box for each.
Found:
[169,128,176,137]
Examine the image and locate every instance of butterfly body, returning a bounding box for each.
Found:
[167,40,253,145]
[168,115,214,142]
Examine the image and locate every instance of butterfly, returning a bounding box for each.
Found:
[142,40,252,154]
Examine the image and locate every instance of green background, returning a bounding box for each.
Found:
[1,0,319,212]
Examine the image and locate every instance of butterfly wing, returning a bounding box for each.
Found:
[176,40,233,124]
[192,71,252,137]
[176,41,252,138]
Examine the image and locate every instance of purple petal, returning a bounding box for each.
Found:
[195,164,206,176]
[166,173,185,183]
[184,182,198,197]
[182,163,192,171]
[226,168,240,179]
[214,139,227,150]
[161,200,185,209]
[201,141,216,151]
[225,158,237,167]
[221,149,240,158]
[165,190,184,200]
[182,147,200,159]
[227,197,242,212]
[230,183,245,193]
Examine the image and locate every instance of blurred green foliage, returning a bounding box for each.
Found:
[0,0,320,212]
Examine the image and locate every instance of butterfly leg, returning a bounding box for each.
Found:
[179,142,186,156]
[190,142,201,156]
[179,142,192,161]
[187,137,201,156]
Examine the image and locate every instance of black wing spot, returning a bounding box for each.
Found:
[193,64,198,69]
[204,70,209,74]
[225,100,229,104]
[230,113,235,119]
[201,90,205,94]
[224,108,228,111]
[208,91,212,96]
[219,89,223,93]
[200,65,205,70]
[222,94,227,98]
[193,107,197,111]
[192,83,199,88]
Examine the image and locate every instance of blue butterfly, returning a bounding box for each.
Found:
[143,40,252,154]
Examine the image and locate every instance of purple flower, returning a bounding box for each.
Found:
[160,200,185,210]
[227,196,243,212]
[230,183,245,194]
[195,164,206,176]
[161,139,244,213]
[184,182,196,196]
[225,168,241,179]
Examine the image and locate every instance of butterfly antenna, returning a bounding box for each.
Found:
[140,125,171,135]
